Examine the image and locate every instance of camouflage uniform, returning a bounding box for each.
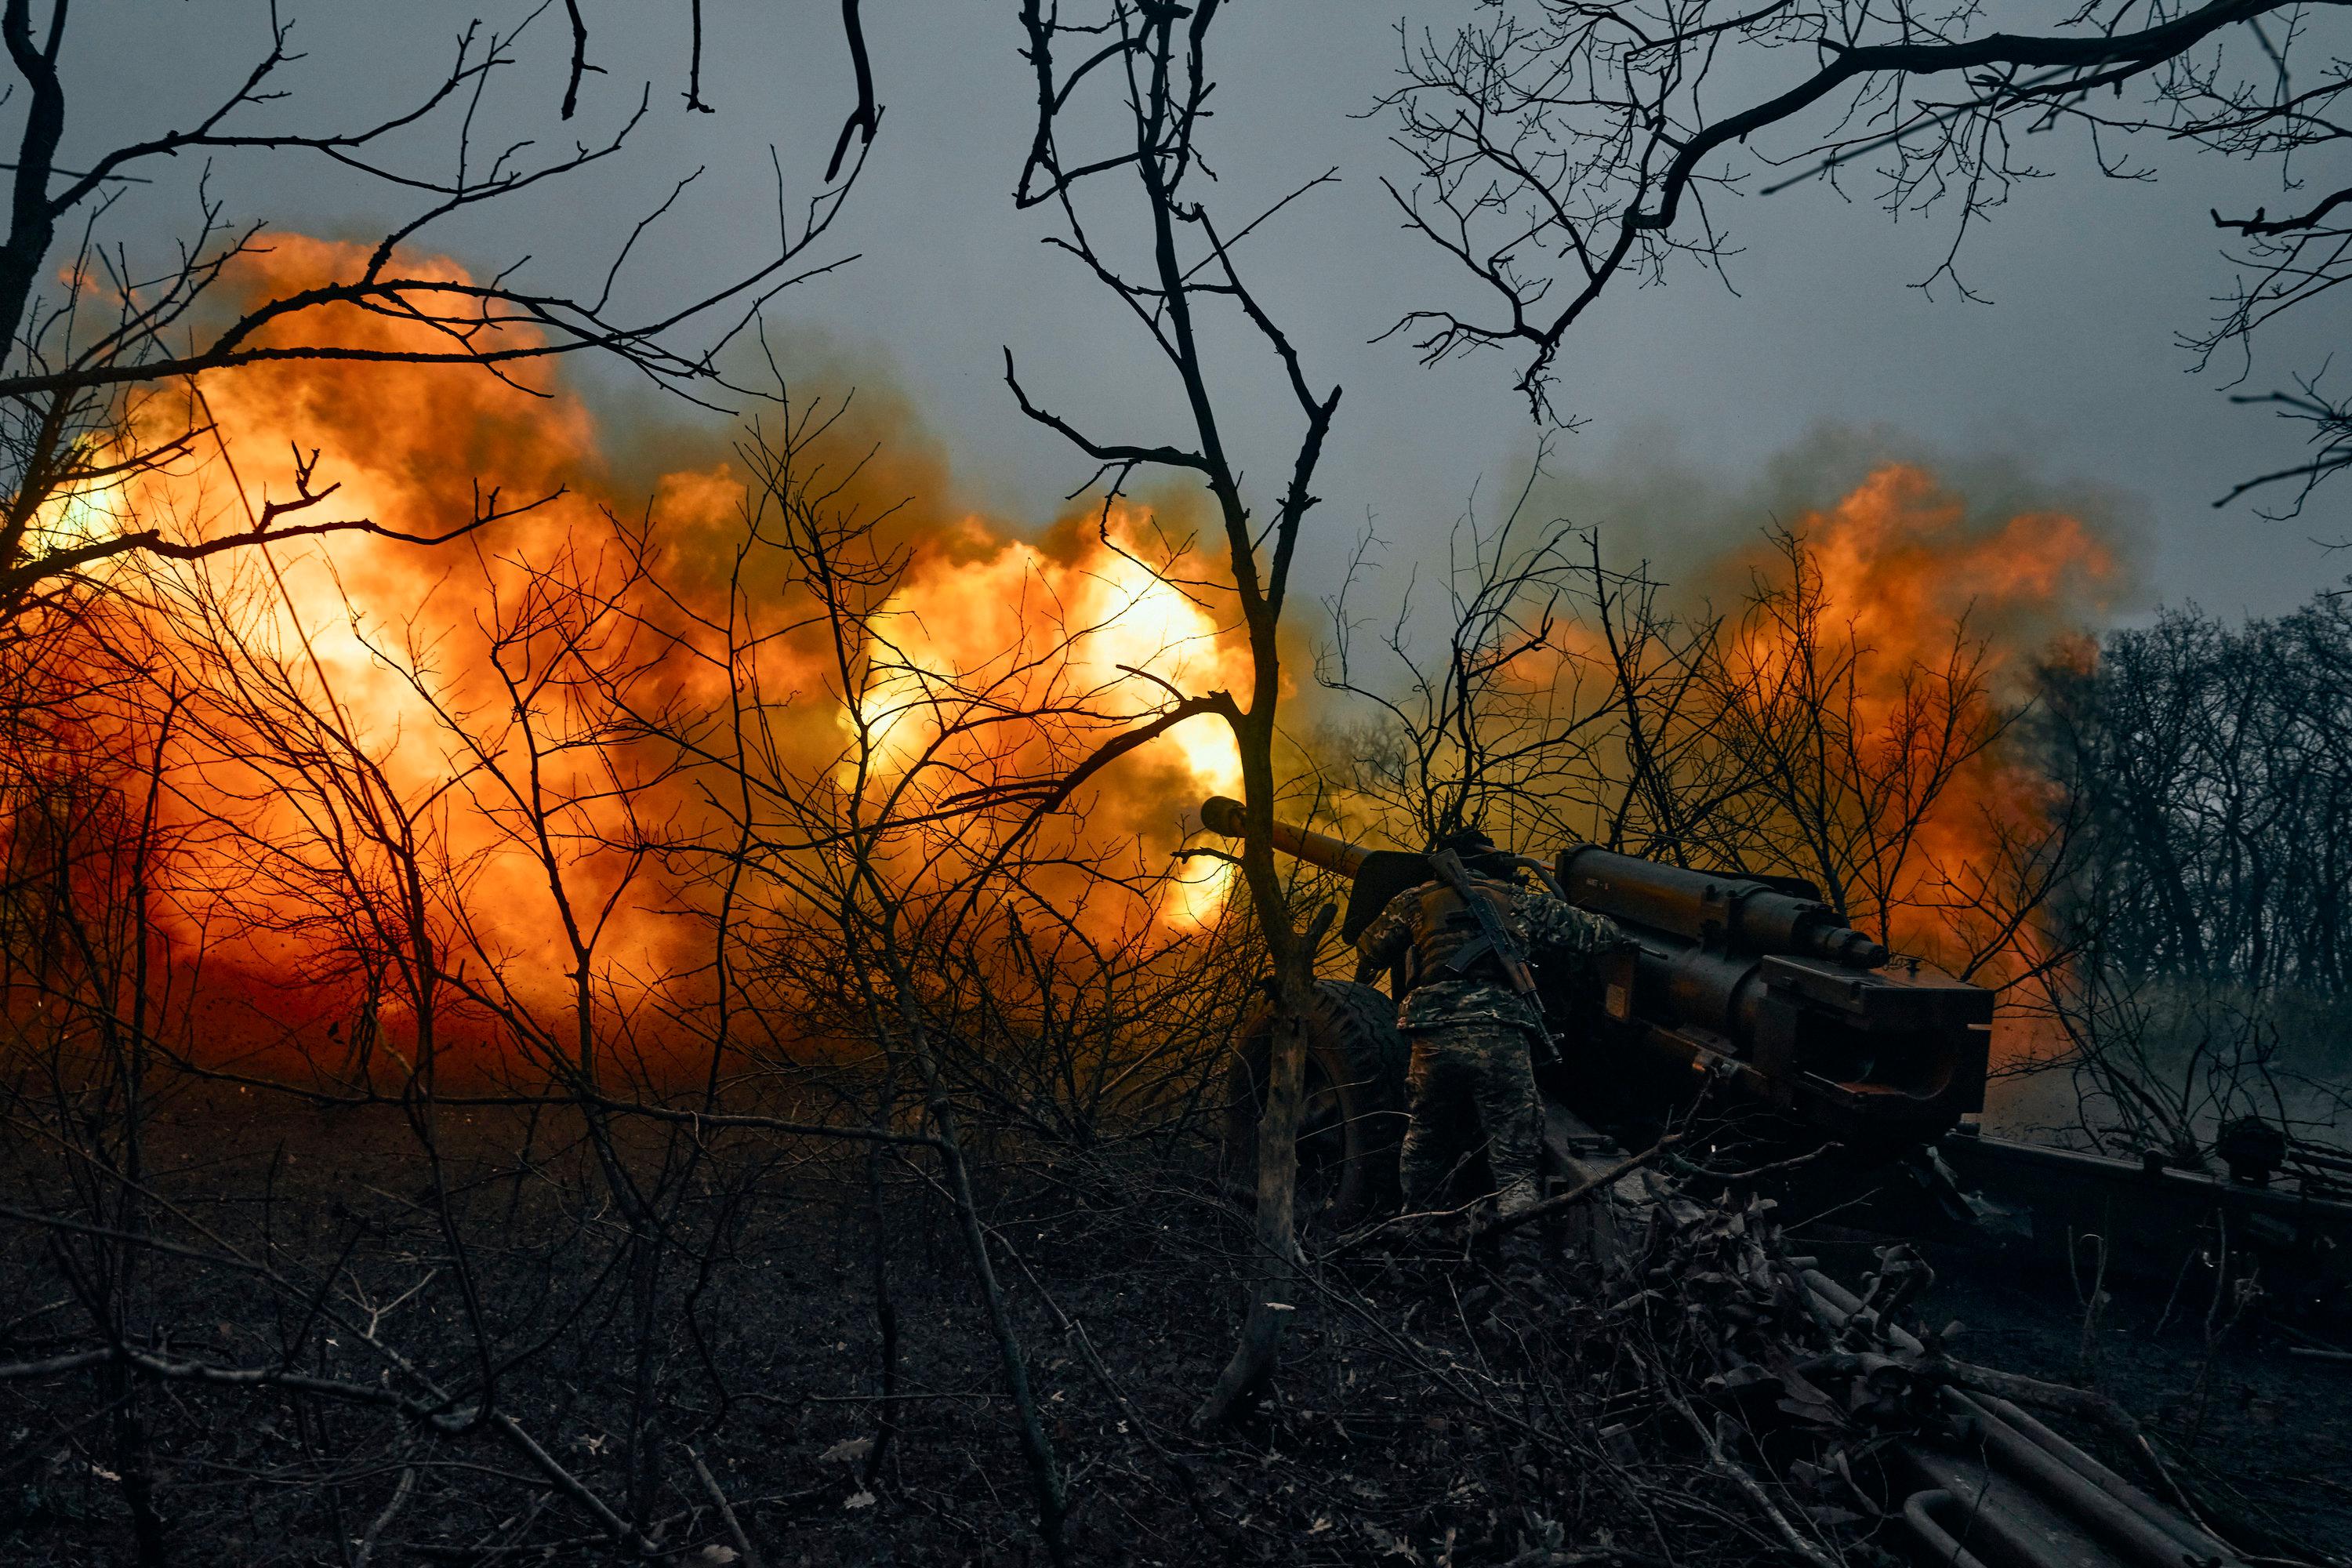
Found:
[1354,874,1623,1213]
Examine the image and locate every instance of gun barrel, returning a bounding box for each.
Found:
[1198,796,1373,878]
[1555,844,1889,969]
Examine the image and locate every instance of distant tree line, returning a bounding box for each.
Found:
[2042,597,2352,1001]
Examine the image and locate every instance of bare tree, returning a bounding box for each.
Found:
[1007,0,1348,1428]
[625,385,1288,1559]
[1319,499,2034,975]
[1381,0,2352,510]
[1316,455,1619,851]
[1693,528,2012,945]
[0,0,875,628]
[0,439,938,1559]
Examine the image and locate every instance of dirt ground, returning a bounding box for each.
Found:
[1911,1231,2352,1558]
[4,1093,2350,1565]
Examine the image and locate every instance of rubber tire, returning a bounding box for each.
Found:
[1221,979,1412,1227]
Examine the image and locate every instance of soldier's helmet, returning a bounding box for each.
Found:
[1430,825,1514,879]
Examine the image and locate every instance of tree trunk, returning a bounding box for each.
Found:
[1193,903,1332,1427]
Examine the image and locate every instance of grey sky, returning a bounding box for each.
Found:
[65,2,2351,625]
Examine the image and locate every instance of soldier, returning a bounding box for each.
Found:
[1352,826,1625,1218]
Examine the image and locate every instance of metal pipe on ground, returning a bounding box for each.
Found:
[1801,1270,2244,1568]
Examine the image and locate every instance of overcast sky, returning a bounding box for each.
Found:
[65,2,2352,625]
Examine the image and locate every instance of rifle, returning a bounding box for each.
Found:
[1426,848,1560,1062]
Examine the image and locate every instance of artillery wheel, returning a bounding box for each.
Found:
[1221,979,1411,1227]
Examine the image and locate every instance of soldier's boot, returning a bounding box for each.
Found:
[1493,1177,1543,1221]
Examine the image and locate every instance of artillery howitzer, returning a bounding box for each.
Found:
[1201,797,1992,1221]
[1205,800,2347,1568]
[1207,798,2352,1299]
